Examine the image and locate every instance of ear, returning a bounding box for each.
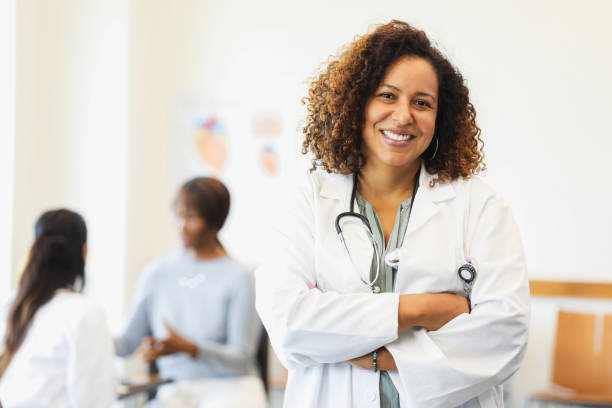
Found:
[82,243,88,263]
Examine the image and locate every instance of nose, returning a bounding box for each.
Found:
[391,100,414,126]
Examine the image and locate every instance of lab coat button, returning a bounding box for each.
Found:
[368,391,377,402]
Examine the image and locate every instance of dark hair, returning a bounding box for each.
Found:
[0,209,87,378]
[301,20,485,185]
[175,177,230,232]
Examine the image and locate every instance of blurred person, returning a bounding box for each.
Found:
[0,209,116,407]
[115,177,265,408]
[256,20,530,407]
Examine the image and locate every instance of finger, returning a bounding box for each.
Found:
[141,336,155,346]
[141,352,157,363]
[162,318,176,335]
[138,348,157,362]
[154,341,166,352]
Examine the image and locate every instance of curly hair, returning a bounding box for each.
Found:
[301,20,485,185]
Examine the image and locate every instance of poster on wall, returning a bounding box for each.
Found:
[171,94,307,267]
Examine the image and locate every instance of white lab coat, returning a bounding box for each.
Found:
[0,291,116,408]
[255,164,530,408]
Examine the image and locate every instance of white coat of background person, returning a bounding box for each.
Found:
[0,209,116,408]
[256,21,530,408]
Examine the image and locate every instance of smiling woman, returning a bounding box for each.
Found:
[362,57,438,171]
[301,20,485,185]
[257,20,530,408]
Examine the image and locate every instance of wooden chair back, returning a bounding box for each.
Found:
[552,310,612,393]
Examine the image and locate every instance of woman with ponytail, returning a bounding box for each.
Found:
[0,209,116,407]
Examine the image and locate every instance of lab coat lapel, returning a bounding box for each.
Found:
[405,164,456,236]
[319,172,352,206]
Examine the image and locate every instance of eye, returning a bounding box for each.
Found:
[377,92,395,100]
[415,99,432,107]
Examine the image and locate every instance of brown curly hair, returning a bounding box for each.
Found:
[301,20,485,185]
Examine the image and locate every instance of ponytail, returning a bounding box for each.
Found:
[0,209,86,379]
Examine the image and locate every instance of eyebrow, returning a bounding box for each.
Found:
[380,84,437,101]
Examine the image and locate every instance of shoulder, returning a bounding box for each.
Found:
[51,291,99,310]
[222,258,254,285]
[285,170,351,202]
[49,291,108,328]
[449,175,516,226]
[307,169,349,186]
[139,250,184,282]
[451,175,504,207]
[310,170,352,198]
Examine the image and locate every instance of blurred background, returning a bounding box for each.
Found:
[1,0,611,406]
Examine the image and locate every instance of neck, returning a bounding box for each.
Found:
[187,237,227,260]
[358,160,421,201]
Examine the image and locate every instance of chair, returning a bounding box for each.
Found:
[146,361,160,401]
[527,310,612,407]
[256,328,270,393]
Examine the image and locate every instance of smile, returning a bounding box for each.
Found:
[381,130,415,142]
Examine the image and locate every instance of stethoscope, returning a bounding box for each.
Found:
[334,170,477,298]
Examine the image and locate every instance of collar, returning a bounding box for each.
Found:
[318,161,456,202]
[318,161,456,234]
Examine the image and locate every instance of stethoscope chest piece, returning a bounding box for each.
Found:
[458,263,476,283]
[457,261,477,300]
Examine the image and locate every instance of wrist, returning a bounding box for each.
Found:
[375,347,398,371]
[184,341,199,358]
[372,351,378,372]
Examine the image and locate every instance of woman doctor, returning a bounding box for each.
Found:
[0,209,116,407]
[256,21,530,408]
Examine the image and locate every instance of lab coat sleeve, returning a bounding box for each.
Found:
[66,302,117,408]
[195,271,262,375]
[386,190,530,408]
[256,175,400,369]
[113,265,154,356]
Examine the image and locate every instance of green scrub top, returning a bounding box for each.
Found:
[355,191,415,408]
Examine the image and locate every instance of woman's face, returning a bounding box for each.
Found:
[175,200,207,249]
[362,56,438,170]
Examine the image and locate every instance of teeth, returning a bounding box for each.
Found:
[382,130,413,141]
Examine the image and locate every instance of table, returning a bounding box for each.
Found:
[117,374,173,400]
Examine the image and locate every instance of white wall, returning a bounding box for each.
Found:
[12,0,129,331]
[0,0,16,302]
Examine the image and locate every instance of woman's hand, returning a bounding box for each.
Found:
[398,293,469,332]
[137,336,158,363]
[348,347,397,371]
[137,320,199,362]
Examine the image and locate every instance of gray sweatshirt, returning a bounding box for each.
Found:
[114,250,261,380]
